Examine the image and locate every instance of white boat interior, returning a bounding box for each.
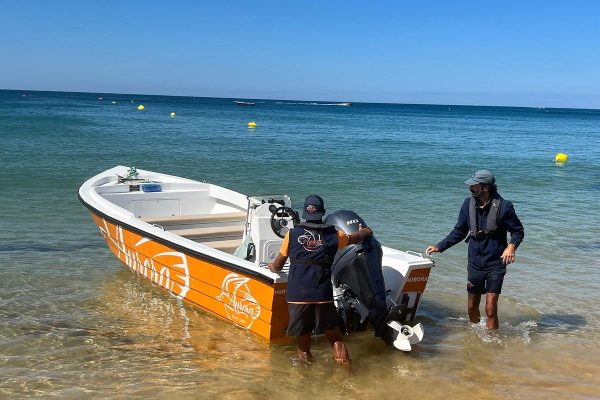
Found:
[82,167,299,273]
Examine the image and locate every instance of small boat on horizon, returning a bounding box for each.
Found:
[233,100,256,106]
[79,166,432,350]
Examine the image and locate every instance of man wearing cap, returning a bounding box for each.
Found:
[426,170,524,330]
[268,194,373,365]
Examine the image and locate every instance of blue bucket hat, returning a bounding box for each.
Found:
[465,170,496,186]
[302,194,325,220]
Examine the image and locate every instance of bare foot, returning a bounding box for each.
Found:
[296,350,313,363]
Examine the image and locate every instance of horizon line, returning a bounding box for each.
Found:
[2,87,599,112]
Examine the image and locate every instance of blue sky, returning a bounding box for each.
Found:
[1,1,599,108]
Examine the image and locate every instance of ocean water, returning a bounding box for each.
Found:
[1,90,599,399]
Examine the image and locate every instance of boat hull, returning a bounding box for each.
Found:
[88,211,290,341]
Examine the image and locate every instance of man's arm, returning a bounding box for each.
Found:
[501,201,524,265]
[268,232,290,272]
[346,225,373,245]
[434,198,470,252]
[268,253,288,272]
[504,202,524,248]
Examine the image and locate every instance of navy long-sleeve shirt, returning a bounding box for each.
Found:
[437,194,524,269]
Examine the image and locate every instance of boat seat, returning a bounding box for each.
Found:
[169,225,245,239]
[201,239,243,253]
[142,211,246,225]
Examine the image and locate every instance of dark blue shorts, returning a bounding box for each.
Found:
[467,265,506,294]
[287,302,339,336]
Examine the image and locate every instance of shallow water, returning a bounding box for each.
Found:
[1,90,599,399]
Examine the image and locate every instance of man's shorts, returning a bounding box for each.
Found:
[467,265,507,294]
[287,302,339,336]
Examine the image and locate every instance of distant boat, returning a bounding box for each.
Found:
[234,100,256,106]
[337,102,352,106]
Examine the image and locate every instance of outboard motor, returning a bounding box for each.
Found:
[326,210,424,351]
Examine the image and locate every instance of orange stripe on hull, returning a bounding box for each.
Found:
[90,212,289,341]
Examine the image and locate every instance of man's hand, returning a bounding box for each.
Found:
[425,245,439,256]
[357,224,372,238]
[501,243,516,265]
[347,224,373,245]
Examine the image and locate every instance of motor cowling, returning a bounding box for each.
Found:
[324,209,367,235]
[325,210,426,351]
[325,210,388,336]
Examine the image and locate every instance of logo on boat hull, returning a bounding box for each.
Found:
[98,218,190,299]
[216,273,261,330]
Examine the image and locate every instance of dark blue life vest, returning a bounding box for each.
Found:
[286,223,339,302]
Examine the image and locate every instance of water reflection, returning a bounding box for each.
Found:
[94,272,275,366]
[2,264,599,399]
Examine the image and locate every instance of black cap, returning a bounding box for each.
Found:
[302,194,325,220]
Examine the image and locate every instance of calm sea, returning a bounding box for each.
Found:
[1,90,599,399]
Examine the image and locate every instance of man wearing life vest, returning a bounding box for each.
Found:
[268,195,373,365]
[426,170,524,330]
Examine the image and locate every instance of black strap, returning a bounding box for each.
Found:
[485,198,500,234]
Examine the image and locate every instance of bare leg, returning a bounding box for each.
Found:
[325,327,350,364]
[484,293,500,330]
[324,327,343,345]
[467,292,482,323]
[296,335,313,362]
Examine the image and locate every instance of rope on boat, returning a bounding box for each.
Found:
[117,166,144,183]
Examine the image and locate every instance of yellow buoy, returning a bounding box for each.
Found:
[170,112,176,117]
[137,104,145,111]
[555,152,568,163]
[248,121,257,128]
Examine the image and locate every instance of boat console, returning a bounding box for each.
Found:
[237,195,294,265]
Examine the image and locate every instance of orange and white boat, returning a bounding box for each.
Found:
[79,166,433,350]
